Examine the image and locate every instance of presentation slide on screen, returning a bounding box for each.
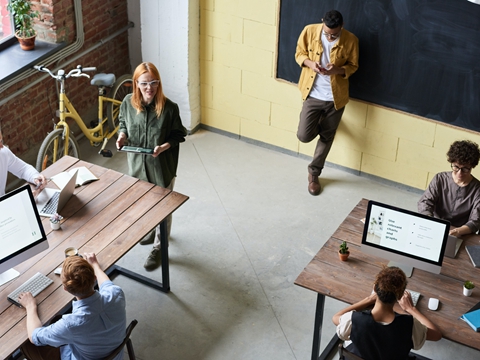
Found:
[0,191,43,260]
[366,204,444,261]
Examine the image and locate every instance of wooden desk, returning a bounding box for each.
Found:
[295,199,480,360]
[0,156,188,359]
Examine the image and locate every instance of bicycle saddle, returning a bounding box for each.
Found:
[90,73,116,87]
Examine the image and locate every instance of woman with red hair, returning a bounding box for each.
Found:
[117,62,187,270]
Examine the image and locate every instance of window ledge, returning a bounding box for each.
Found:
[0,40,65,84]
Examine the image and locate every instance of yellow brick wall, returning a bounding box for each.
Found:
[199,0,480,190]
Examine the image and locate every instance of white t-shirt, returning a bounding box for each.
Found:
[309,32,339,101]
[336,310,428,350]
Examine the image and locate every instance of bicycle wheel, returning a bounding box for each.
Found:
[107,74,133,132]
[36,129,81,171]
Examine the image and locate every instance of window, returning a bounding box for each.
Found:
[0,0,15,49]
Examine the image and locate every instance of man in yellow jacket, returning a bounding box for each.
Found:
[295,10,359,196]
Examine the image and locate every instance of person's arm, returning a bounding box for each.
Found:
[4,146,44,190]
[398,291,442,341]
[116,132,127,149]
[116,98,129,149]
[84,253,110,287]
[295,25,313,68]
[17,292,43,342]
[418,174,442,216]
[449,225,472,236]
[332,292,377,325]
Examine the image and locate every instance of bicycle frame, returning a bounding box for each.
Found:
[53,78,121,158]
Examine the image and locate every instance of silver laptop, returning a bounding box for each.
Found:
[444,235,463,258]
[36,170,78,217]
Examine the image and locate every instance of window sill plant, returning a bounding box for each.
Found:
[338,241,350,261]
[6,0,39,51]
[50,213,63,230]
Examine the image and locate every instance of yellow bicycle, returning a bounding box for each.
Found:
[34,65,132,171]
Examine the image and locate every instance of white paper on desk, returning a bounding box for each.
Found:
[51,166,98,189]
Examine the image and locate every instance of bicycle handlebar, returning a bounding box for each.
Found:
[33,65,97,80]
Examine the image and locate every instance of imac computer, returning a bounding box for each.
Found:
[0,185,48,286]
[361,200,450,277]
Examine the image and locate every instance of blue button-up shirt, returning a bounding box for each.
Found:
[32,281,126,360]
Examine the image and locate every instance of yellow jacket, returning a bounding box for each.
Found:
[295,23,359,109]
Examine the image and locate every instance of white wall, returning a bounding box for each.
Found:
[127,0,200,132]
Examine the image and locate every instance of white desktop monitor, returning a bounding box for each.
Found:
[0,185,48,286]
[361,200,450,277]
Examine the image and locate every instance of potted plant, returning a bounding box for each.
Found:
[50,213,63,231]
[339,241,350,261]
[6,0,39,50]
[464,280,475,297]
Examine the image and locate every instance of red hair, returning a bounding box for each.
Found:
[131,62,166,117]
[61,256,95,298]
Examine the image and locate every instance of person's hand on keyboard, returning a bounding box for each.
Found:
[17,292,36,310]
[398,290,415,312]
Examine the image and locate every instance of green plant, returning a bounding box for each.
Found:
[339,241,349,255]
[464,280,475,290]
[7,0,39,38]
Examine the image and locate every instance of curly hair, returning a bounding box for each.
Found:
[61,256,95,298]
[323,10,343,29]
[446,140,480,168]
[374,266,407,304]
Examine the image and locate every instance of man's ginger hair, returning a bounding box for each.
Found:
[61,256,95,298]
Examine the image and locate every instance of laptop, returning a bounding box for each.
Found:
[444,235,463,258]
[36,170,78,217]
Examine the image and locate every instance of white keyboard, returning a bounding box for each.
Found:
[7,272,54,307]
[406,289,421,307]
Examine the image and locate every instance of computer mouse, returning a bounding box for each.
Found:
[428,297,439,311]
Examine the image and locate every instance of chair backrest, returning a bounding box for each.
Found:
[102,319,138,360]
[338,343,365,360]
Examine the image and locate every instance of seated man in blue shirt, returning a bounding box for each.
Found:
[18,253,127,360]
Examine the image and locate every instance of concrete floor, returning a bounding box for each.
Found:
[76,129,479,360]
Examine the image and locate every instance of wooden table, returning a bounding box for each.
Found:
[0,156,188,359]
[295,198,480,360]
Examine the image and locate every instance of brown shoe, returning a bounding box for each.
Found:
[308,174,321,196]
[144,248,161,270]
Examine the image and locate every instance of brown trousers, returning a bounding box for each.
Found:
[297,97,345,177]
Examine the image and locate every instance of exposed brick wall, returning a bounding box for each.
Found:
[1,0,131,158]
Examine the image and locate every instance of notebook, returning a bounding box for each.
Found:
[465,245,480,268]
[460,308,480,332]
[444,235,463,258]
[35,170,78,217]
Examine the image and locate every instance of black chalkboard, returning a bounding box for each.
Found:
[277,0,480,132]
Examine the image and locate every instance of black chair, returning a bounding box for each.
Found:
[103,319,138,360]
[338,343,432,360]
[338,343,364,360]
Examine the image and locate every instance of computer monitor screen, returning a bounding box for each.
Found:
[361,200,450,276]
[0,185,48,285]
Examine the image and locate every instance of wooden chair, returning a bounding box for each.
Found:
[102,319,138,360]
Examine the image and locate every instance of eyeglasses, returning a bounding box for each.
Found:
[137,80,159,89]
[323,30,341,39]
[451,164,472,173]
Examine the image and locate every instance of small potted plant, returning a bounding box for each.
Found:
[464,280,475,297]
[50,213,63,231]
[6,0,39,50]
[339,241,350,261]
